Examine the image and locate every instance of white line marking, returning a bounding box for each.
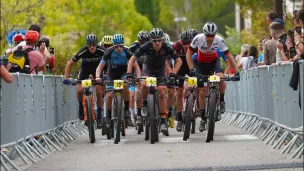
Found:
[160,137,190,143]
[94,139,128,146]
[224,134,258,140]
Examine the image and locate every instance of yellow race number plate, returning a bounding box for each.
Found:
[187,77,197,86]
[114,80,124,90]
[146,77,157,87]
[81,80,92,87]
[208,75,220,82]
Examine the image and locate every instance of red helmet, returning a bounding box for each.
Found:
[25,30,39,42]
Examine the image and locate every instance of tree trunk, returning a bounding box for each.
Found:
[274,0,283,19]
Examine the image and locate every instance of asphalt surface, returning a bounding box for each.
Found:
[18,120,303,171]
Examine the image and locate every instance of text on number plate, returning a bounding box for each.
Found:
[81,80,92,87]
[146,77,157,86]
[114,80,124,89]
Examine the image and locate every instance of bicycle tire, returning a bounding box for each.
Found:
[191,99,198,134]
[205,89,217,143]
[86,97,95,143]
[183,93,193,141]
[148,94,156,144]
[145,117,149,141]
[113,96,122,144]
[121,119,126,137]
[102,117,106,136]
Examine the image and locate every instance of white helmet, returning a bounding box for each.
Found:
[163,33,170,44]
[203,22,218,35]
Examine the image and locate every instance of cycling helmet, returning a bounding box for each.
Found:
[137,30,150,41]
[163,33,170,44]
[180,31,192,42]
[189,29,199,38]
[112,34,124,44]
[149,28,164,39]
[203,22,218,35]
[85,34,98,45]
[101,35,113,45]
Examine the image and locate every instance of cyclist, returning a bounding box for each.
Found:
[63,34,106,128]
[128,30,150,125]
[127,28,182,132]
[170,29,199,132]
[99,35,113,49]
[95,34,139,127]
[186,22,238,132]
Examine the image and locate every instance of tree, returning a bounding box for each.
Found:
[134,0,159,26]
[1,0,153,75]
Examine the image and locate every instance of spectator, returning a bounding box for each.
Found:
[39,36,55,74]
[13,24,51,66]
[262,23,282,65]
[270,20,288,63]
[0,62,13,83]
[6,30,27,47]
[267,11,278,25]
[294,9,304,56]
[238,46,258,70]
[23,30,46,74]
[258,39,265,62]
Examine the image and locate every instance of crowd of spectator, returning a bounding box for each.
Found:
[235,9,304,72]
[0,24,55,84]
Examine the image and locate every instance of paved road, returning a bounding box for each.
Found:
[22,120,303,171]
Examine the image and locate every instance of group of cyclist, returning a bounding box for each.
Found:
[63,22,239,135]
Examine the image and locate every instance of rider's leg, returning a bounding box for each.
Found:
[76,84,84,120]
[198,87,207,132]
[167,87,175,128]
[96,85,104,128]
[175,87,184,132]
[214,58,226,115]
[135,84,143,125]
[158,86,168,130]
[129,86,136,124]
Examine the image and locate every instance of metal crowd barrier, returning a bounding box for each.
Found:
[0,74,88,171]
[223,61,304,159]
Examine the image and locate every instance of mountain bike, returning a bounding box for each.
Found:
[70,79,102,143]
[135,77,168,144]
[202,73,240,143]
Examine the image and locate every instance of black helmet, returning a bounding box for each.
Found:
[149,28,164,39]
[85,34,98,45]
[137,30,150,41]
[180,31,192,42]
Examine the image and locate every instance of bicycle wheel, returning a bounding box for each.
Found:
[205,89,217,143]
[191,99,198,134]
[183,93,193,141]
[101,117,106,136]
[86,97,95,143]
[144,117,149,141]
[148,94,156,144]
[113,96,122,144]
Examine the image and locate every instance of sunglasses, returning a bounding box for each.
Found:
[152,39,162,43]
[104,44,113,48]
[114,45,124,49]
[88,44,97,47]
[206,34,215,38]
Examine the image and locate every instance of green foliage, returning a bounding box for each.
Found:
[224,26,242,55]
[1,0,153,75]
[134,0,159,26]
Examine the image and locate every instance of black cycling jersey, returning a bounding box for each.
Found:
[134,41,178,71]
[129,41,148,70]
[72,45,106,68]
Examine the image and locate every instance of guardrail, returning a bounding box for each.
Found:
[0,74,88,171]
[223,61,304,159]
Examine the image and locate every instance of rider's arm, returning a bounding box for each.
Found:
[224,60,230,74]
[167,45,182,73]
[133,62,141,77]
[64,60,75,79]
[165,58,173,73]
[96,60,105,78]
[127,56,136,73]
[218,38,238,72]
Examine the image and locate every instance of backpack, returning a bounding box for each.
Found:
[8,46,33,73]
[247,56,257,69]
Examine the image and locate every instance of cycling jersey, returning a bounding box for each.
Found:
[134,41,178,77]
[72,46,106,67]
[173,40,189,76]
[100,46,133,78]
[129,41,147,69]
[72,46,105,80]
[192,49,228,62]
[189,34,230,63]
